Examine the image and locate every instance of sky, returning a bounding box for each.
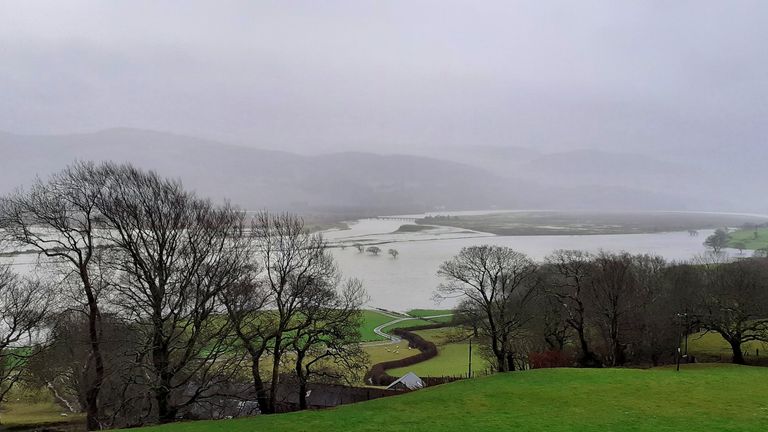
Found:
[1,0,767,155]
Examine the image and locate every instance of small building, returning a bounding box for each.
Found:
[386,372,425,391]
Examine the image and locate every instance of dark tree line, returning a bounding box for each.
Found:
[439,246,768,372]
[0,162,366,429]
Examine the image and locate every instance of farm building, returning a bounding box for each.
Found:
[386,372,425,391]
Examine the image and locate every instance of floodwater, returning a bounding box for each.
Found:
[0,213,755,312]
[324,216,731,311]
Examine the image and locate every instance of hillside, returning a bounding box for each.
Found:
[135,365,767,432]
[0,128,698,215]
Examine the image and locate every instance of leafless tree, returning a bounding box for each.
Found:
[239,212,337,413]
[587,252,638,367]
[436,246,538,372]
[366,246,381,256]
[94,163,247,423]
[694,257,768,364]
[0,266,51,402]
[288,278,367,410]
[388,249,399,259]
[543,250,601,367]
[0,162,108,430]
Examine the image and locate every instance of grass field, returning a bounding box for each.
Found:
[359,310,400,342]
[727,227,768,251]
[687,331,768,361]
[404,309,455,325]
[134,364,768,432]
[0,387,83,429]
[389,328,489,377]
[417,211,768,236]
[359,310,440,342]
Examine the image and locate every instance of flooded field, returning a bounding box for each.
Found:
[324,212,765,311]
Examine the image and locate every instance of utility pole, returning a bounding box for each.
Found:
[676,312,683,372]
[468,337,473,378]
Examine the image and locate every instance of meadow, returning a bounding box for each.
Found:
[727,227,768,251]
[132,364,768,432]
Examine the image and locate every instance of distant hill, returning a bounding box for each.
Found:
[0,128,712,215]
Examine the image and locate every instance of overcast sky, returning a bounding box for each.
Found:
[1,1,766,155]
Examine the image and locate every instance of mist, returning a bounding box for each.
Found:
[1,1,767,213]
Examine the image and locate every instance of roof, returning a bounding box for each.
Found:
[386,372,425,390]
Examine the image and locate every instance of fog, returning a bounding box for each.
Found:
[1,1,767,213]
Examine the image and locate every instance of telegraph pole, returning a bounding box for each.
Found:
[468,337,473,378]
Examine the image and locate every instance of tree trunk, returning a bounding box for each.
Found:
[576,328,601,368]
[730,340,746,365]
[152,326,175,423]
[83,274,104,431]
[295,352,308,410]
[251,357,270,414]
[268,335,282,413]
[506,353,516,372]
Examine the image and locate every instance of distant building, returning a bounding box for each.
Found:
[386,372,425,391]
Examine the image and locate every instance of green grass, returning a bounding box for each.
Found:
[389,328,488,377]
[0,387,84,428]
[406,309,452,318]
[727,227,768,251]
[687,331,768,360]
[133,364,768,432]
[359,311,435,342]
[359,310,399,342]
[363,340,417,365]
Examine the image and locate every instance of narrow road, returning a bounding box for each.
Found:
[367,313,454,346]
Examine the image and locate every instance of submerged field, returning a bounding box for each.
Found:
[417,211,768,236]
[134,364,768,432]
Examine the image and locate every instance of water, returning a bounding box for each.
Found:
[0,214,750,312]
[324,216,726,311]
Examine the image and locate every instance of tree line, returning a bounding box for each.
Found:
[0,162,367,429]
[438,246,768,372]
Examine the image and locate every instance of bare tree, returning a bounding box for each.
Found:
[289,278,367,410]
[587,252,638,367]
[388,249,399,259]
[365,246,381,256]
[543,250,601,367]
[0,162,107,430]
[0,266,51,402]
[694,258,768,364]
[436,246,538,372]
[95,163,247,423]
[249,212,337,413]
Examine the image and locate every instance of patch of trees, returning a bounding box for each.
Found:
[438,246,768,371]
[0,162,367,429]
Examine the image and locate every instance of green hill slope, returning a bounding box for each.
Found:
[135,364,768,432]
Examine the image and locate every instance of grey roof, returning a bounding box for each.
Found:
[386,372,425,390]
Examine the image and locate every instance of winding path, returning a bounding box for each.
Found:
[365,313,454,346]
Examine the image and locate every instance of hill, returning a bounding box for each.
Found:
[134,365,767,432]
[0,128,697,215]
